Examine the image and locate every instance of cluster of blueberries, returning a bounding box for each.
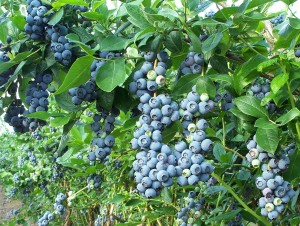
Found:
[129,51,169,97]
[25,72,52,113]
[248,78,276,114]
[87,109,118,163]
[69,51,122,105]
[0,49,13,91]
[270,14,285,26]
[87,174,101,190]
[176,191,205,226]
[214,89,235,111]
[24,0,50,40]
[37,192,66,226]
[227,202,243,226]
[179,85,214,136]
[180,52,204,76]
[246,136,296,220]
[131,92,214,198]
[51,163,64,182]
[4,99,27,133]
[47,25,73,65]
[25,0,74,65]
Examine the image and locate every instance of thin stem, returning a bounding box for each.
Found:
[212,172,271,226]
[223,146,244,159]
[222,117,226,146]
[239,37,262,56]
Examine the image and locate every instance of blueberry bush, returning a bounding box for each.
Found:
[0,0,299,225]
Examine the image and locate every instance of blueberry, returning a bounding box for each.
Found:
[145,188,156,198]
[177,176,188,186]
[62,50,72,59]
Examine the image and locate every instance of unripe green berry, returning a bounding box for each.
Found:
[200,93,209,102]
[147,70,157,80]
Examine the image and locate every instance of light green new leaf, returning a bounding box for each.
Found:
[270,73,288,94]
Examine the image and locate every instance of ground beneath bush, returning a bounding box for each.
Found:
[0,187,22,224]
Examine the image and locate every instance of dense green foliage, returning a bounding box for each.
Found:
[0,0,300,225]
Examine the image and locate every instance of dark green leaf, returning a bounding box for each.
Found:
[173,74,199,95]
[96,58,130,92]
[164,31,182,53]
[100,36,131,51]
[55,92,83,112]
[196,76,216,98]
[204,186,227,195]
[55,55,94,94]
[96,89,115,111]
[125,4,152,29]
[237,170,251,180]
[275,108,300,125]
[256,126,279,154]
[161,187,172,203]
[202,32,223,53]
[70,27,94,43]
[213,143,226,162]
[162,121,183,143]
[206,209,241,222]
[254,118,278,129]
[48,8,64,26]
[233,96,269,119]
[233,55,267,95]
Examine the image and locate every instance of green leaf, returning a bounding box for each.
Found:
[254,118,278,129]
[50,116,70,127]
[237,170,251,180]
[96,58,130,92]
[209,74,233,84]
[55,55,94,95]
[289,18,300,29]
[82,12,104,21]
[111,194,126,203]
[257,59,278,72]
[55,92,83,112]
[202,32,223,53]
[213,143,226,162]
[275,108,300,125]
[125,4,152,29]
[256,126,279,154]
[204,186,227,195]
[100,36,131,51]
[70,27,94,43]
[96,89,115,111]
[196,76,216,98]
[162,121,183,143]
[233,96,269,119]
[164,31,182,53]
[206,209,241,222]
[187,29,202,53]
[53,0,88,8]
[275,24,298,50]
[48,8,64,26]
[233,55,267,95]
[173,74,199,95]
[270,73,288,94]
[25,111,51,120]
[161,187,172,203]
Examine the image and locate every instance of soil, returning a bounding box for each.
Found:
[0,186,22,224]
